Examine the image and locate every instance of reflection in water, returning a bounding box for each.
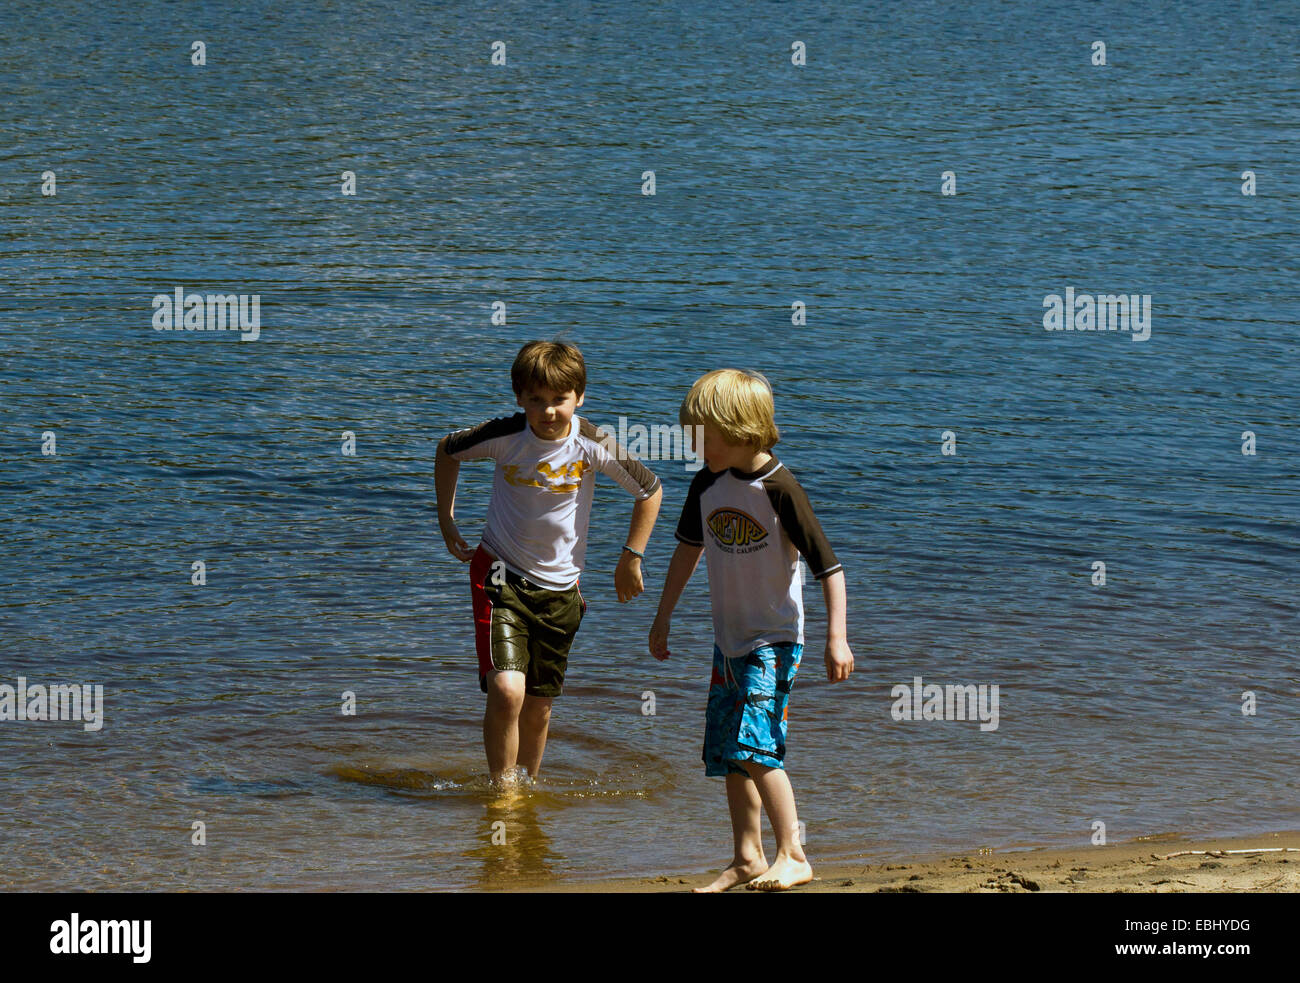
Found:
[329,757,563,886]
[467,787,559,889]
[325,752,678,888]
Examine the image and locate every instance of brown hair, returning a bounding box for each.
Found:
[510,340,586,396]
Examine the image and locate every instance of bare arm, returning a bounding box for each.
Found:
[648,541,704,660]
[435,437,474,561]
[614,485,662,601]
[820,569,853,681]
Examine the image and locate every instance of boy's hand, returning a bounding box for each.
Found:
[439,516,474,562]
[648,614,670,661]
[614,551,643,602]
[824,638,854,682]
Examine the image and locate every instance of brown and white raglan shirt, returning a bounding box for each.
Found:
[443,414,660,590]
[675,457,842,659]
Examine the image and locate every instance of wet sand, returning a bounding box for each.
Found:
[502,830,1300,893]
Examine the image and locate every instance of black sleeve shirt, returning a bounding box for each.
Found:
[675,456,841,658]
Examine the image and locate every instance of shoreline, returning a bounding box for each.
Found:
[497,830,1300,893]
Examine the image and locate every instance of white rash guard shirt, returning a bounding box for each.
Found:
[675,456,842,659]
[444,413,661,589]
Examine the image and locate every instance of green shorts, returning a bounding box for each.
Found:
[470,546,586,698]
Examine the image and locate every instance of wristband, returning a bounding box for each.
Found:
[622,545,645,559]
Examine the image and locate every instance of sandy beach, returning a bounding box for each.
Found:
[505,830,1300,893]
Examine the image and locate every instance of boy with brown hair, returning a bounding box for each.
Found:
[436,341,662,785]
[650,368,853,891]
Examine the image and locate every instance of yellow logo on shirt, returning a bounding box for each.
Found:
[503,460,587,493]
[707,507,768,548]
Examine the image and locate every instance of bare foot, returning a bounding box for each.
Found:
[487,766,533,806]
[747,855,813,891]
[489,765,532,789]
[692,857,768,893]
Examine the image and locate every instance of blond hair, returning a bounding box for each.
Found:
[679,369,780,451]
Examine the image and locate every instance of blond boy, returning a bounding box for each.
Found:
[649,369,853,891]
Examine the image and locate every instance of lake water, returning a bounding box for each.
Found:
[1,0,1297,890]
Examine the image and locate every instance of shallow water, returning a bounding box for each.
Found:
[1,0,1298,890]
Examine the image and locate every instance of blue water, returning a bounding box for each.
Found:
[1,0,1297,890]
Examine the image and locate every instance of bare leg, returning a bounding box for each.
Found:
[693,772,769,893]
[517,694,553,779]
[743,762,813,891]
[483,670,526,783]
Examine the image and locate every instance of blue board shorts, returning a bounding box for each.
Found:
[703,642,803,777]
